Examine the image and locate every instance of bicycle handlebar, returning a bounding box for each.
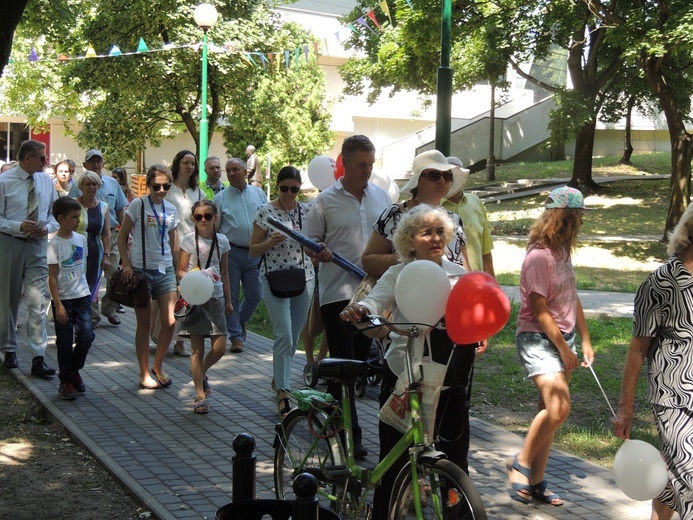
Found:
[359,314,436,338]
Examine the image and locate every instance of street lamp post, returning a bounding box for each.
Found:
[434,0,452,156]
[194,3,218,182]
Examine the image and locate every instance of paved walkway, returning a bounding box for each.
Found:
[6,283,662,520]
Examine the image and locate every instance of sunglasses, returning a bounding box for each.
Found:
[421,170,453,183]
[31,155,47,163]
[193,213,215,221]
[151,183,172,192]
[279,186,300,193]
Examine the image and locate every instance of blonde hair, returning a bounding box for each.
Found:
[78,170,103,190]
[393,204,454,262]
[667,203,693,255]
[527,208,582,257]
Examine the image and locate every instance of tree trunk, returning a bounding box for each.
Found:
[641,56,692,238]
[569,121,601,192]
[0,0,29,78]
[620,96,635,165]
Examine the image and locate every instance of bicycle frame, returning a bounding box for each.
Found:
[281,319,444,519]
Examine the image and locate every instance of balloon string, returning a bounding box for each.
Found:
[584,356,616,417]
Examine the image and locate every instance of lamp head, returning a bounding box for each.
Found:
[194,3,218,30]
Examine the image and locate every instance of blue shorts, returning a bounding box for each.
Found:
[133,266,177,300]
[516,331,576,379]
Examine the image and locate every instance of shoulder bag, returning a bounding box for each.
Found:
[264,205,307,298]
[175,232,220,323]
[107,198,150,308]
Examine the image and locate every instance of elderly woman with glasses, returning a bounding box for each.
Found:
[75,170,111,325]
[117,165,180,390]
[249,166,315,418]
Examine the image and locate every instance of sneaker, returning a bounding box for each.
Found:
[230,339,243,353]
[72,372,86,394]
[59,383,79,400]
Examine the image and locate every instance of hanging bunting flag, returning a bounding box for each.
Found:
[335,31,342,44]
[268,52,274,69]
[348,23,359,35]
[57,54,69,62]
[29,47,39,61]
[356,17,377,36]
[323,37,329,56]
[85,44,97,58]
[303,44,309,61]
[379,0,392,24]
[284,50,290,68]
[259,53,267,70]
[313,41,319,56]
[108,45,122,57]
[137,38,149,53]
[245,52,258,67]
[404,0,414,10]
[367,10,381,30]
[294,47,300,70]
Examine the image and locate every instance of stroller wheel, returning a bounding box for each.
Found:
[368,373,382,385]
[303,363,319,388]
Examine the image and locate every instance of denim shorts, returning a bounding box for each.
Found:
[133,266,177,299]
[516,330,576,379]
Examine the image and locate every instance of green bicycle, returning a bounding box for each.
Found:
[273,315,487,520]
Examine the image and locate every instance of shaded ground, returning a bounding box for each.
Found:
[0,369,145,520]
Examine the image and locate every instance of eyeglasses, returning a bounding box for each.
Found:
[193,213,214,221]
[279,186,300,193]
[31,155,47,163]
[421,170,453,183]
[151,183,172,192]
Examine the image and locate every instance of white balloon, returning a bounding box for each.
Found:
[387,179,400,204]
[369,171,390,192]
[394,260,451,325]
[613,439,669,501]
[307,155,336,191]
[179,271,214,305]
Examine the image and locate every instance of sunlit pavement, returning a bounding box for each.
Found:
[8,285,656,520]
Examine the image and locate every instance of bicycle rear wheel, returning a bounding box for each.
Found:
[274,408,344,508]
[389,458,487,520]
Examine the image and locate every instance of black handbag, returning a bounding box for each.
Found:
[266,268,307,298]
[263,205,306,298]
[108,198,150,308]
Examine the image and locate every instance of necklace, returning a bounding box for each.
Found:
[277,198,297,227]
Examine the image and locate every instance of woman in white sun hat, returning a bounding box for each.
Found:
[361,149,471,275]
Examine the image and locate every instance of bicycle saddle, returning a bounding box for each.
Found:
[318,358,369,382]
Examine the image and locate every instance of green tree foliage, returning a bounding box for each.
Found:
[0,0,333,168]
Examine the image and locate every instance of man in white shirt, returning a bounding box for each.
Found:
[305,135,390,459]
[0,139,59,375]
[68,149,128,326]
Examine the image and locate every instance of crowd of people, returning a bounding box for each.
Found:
[3,135,692,517]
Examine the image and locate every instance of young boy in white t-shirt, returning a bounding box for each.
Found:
[47,197,95,400]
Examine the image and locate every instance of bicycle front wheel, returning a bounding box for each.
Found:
[389,458,487,520]
[274,408,344,507]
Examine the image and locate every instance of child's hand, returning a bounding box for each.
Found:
[55,305,67,325]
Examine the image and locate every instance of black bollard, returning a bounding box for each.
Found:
[291,473,319,520]
[231,432,256,502]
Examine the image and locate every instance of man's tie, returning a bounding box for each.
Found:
[27,175,38,223]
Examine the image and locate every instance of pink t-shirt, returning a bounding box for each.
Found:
[516,246,577,335]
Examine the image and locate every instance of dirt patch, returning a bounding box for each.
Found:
[0,369,146,520]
